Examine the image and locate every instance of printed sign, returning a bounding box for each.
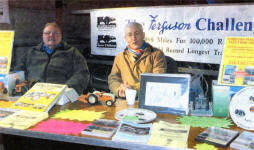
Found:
[91,5,254,64]
[218,37,254,86]
[0,31,14,74]
[0,0,10,23]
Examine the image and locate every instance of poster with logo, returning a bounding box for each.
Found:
[0,0,10,23]
[0,31,15,74]
[218,37,254,86]
[91,5,254,64]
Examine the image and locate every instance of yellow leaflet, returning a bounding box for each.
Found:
[52,109,105,121]
[0,31,14,74]
[194,143,218,150]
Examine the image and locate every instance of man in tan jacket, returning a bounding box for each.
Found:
[108,22,173,98]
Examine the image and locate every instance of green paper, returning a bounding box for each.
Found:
[194,143,218,150]
[176,116,233,128]
[123,115,139,122]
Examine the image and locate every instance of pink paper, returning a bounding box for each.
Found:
[29,119,91,136]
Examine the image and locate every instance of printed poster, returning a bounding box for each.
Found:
[218,37,254,86]
[0,0,10,23]
[91,4,254,64]
[0,31,14,74]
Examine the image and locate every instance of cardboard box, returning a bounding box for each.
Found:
[0,71,25,100]
[212,80,244,117]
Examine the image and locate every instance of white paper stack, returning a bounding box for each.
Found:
[56,88,79,105]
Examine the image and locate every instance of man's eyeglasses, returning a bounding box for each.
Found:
[126,31,141,37]
[43,32,60,36]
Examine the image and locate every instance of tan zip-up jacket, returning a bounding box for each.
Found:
[108,43,167,97]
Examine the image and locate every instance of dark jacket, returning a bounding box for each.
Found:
[15,42,90,94]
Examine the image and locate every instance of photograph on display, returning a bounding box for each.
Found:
[222,65,237,84]
[97,16,116,28]
[93,119,119,127]
[81,119,119,138]
[218,37,254,86]
[145,82,182,107]
[97,34,117,48]
[139,73,191,115]
[112,121,152,144]
[91,15,118,55]
[244,66,254,85]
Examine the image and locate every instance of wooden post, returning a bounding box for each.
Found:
[55,0,63,29]
[0,134,4,150]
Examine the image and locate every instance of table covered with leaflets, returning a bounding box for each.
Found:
[0,98,249,150]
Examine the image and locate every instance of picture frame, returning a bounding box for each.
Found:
[138,73,191,115]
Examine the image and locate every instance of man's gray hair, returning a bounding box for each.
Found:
[125,22,143,32]
[43,22,62,33]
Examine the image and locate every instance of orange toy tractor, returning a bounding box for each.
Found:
[11,79,28,96]
[78,91,116,106]
[0,82,7,94]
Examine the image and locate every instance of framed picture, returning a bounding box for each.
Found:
[138,73,191,115]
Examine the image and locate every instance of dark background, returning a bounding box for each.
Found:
[0,1,253,150]
[1,0,253,96]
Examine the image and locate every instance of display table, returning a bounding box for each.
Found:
[0,99,248,150]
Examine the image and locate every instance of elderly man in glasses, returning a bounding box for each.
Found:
[14,22,90,94]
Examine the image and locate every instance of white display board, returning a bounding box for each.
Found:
[91,4,254,64]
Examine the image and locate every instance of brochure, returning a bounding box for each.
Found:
[112,121,152,144]
[81,119,119,138]
[11,82,67,112]
[0,110,48,129]
[148,121,190,148]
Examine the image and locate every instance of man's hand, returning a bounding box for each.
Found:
[118,81,131,97]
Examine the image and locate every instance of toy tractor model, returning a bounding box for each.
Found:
[0,82,7,95]
[11,79,28,96]
[78,91,115,106]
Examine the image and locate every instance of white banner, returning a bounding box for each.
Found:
[0,0,9,23]
[91,4,254,64]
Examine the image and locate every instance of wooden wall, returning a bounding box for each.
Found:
[1,0,253,92]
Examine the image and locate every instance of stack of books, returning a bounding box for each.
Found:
[0,82,67,129]
[11,82,67,112]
